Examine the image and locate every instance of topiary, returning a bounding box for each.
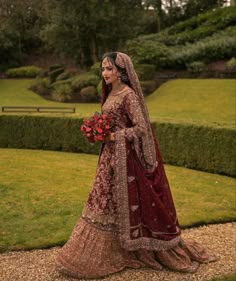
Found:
[56,71,71,81]
[186,61,206,73]
[51,84,73,102]
[226,57,236,70]
[5,66,43,78]
[49,64,66,72]
[79,86,98,102]
[30,78,51,96]
[48,67,65,84]
[71,73,100,91]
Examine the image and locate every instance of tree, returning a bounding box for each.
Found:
[0,0,48,68]
[40,0,144,66]
[182,0,227,18]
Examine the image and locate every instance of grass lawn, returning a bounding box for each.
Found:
[209,273,236,281]
[0,79,235,125]
[146,79,235,126]
[0,148,235,252]
[0,79,100,118]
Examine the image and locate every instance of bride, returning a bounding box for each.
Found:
[56,52,217,279]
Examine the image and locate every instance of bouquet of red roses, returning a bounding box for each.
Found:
[80,112,113,143]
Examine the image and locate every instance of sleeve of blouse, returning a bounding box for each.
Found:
[116,91,147,142]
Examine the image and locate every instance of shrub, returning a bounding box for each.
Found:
[49,64,65,72]
[56,71,71,81]
[186,61,206,73]
[71,73,100,91]
[125,7,236,69]
[226,57,236,70]
[135,64,156,80]
[0,115,100,154]
[48,67,65,84]
[51,84,73,102]
[97,80,102,97]
[5,66,42,78]
[140,80,156,96]
[0,115,235,176]
[167,28,236,68]
[90,62,101,76]
[29,78,51,96]
[125,40,171,67]
[79,86,98,102]
[52,79,72,88]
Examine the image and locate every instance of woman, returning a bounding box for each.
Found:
[56,52,216,279]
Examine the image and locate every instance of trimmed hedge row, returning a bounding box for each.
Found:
[5,66,43,78]
[152,122,235,177]
[0,115,235,176]
[0,115,100,155]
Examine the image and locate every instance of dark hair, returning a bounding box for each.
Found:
[101,52,129,84]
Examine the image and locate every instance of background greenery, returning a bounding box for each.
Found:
[1,79,235,125]
[209,273,236,281]
[1,79,235,176]
[0,148,235,252]
[126,7,236,69]
[0,1,233,69]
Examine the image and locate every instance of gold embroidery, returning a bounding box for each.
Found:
[114,129,181,251]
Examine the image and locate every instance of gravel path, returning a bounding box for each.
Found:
[0,223,235,281]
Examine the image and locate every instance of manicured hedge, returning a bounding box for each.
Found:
[5,66,42,78]
[0,115,235,176]
[0,115,100,155]
[152,121,236,177]
[125,7,236,69]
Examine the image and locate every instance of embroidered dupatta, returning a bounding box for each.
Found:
[101,52,181,251]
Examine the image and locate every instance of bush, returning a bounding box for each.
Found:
[71,73,100,91]
[51,84,73,102]
[135,64,156,80]
[48,67,65,84]
[90,62,101,76]
[226,57,236,70]
[29,78,51,96]
[167,28,236,68]
[5,66,42,78]
[52,79,73,88]
[56,71,71,81]
[79,86,98,102]
[96,80,102,97]
[125,40,171,67]
[140,80,156,96]
[0,115,235,176]
[49,64,65,72]
[125,7,236,69]
[0,115,100,154]
[186,61,206,73]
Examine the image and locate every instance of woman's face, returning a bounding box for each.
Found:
[101,58,120,85]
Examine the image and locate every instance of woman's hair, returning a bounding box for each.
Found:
[101,52,131,104]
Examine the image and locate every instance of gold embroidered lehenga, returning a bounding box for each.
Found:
[56,52,216,279]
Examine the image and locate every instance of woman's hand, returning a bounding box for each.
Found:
[104,133,115,142]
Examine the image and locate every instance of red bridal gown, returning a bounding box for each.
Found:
[56,88,216,279]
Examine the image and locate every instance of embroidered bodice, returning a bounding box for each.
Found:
[102,88,147,141]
